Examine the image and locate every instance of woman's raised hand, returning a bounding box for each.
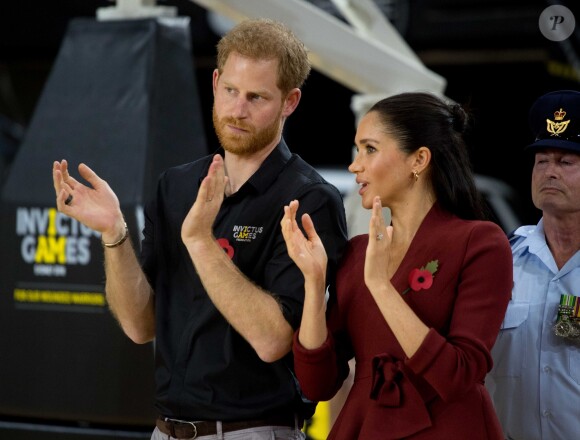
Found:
[280,200,327,283]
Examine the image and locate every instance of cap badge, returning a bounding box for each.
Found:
[546,108,570,137]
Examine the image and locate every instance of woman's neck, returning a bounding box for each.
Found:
[389,193,436,246]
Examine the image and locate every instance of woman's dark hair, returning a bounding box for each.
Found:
[368,92,487,220]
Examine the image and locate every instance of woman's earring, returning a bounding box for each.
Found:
[413,170,419,182]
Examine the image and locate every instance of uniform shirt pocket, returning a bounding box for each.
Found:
[570,349,580,385]
[490,301,530,377]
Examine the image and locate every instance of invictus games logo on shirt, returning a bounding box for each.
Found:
[232,225,263,242]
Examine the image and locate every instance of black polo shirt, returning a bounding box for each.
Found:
[140,140,348,421]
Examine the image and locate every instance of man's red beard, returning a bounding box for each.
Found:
[212,104,282,156]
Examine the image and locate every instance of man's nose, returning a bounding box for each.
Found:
[230,97,249,118]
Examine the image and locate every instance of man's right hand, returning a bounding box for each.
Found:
[52,159,125,243]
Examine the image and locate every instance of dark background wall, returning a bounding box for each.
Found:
[1,0,580,225]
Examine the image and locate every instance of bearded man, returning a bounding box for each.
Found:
[53,18,348,440]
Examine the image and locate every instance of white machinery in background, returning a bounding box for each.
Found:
[190,0,446,122]
[97,0,178,20]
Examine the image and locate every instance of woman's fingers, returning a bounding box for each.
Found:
[281,201,298,236]
[301,213,318,242]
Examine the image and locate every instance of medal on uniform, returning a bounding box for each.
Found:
[553,294,580,339]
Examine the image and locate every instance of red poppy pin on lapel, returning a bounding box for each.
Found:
[402,260,439,295]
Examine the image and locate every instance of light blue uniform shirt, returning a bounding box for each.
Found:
[486,219,580,440]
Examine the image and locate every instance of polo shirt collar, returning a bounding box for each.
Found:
[201,139,292,195]
[247,138,292,195]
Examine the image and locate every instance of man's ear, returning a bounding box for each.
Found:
[212,69,219,96]
[282,88,302,117]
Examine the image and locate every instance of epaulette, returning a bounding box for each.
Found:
[507,228,520,245]
[507,227,530,253]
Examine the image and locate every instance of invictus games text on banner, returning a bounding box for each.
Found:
[16,207,100,277]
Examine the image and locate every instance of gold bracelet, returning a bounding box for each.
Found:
[102,222,129,248]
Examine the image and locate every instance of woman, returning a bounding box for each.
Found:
[281,92,512,439]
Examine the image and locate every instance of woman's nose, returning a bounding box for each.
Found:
[348,156,361,173]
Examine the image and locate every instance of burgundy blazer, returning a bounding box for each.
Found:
[293,203,512,439]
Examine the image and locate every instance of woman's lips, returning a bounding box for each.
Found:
[358,182,368,196]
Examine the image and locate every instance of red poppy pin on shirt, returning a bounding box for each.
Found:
[402,260,439,295]
[217,238,234,259]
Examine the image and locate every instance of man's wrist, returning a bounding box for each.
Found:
[102,222,129,248]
